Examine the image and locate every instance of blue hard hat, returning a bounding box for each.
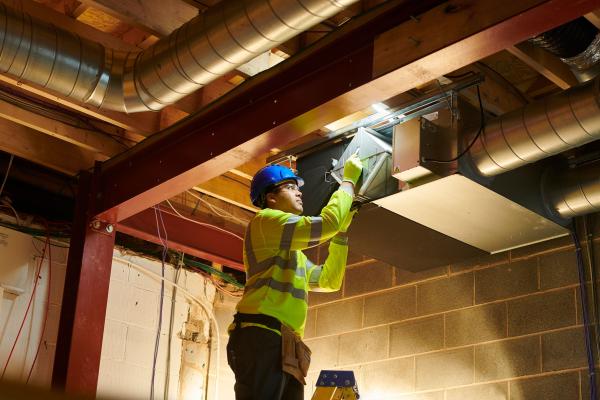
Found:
[250,165,304,207]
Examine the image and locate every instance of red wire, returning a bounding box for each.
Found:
[0,235,48,381]
[26,228,52,383]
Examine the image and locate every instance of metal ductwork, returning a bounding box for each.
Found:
[544,161,600,219]
[0,0,358,113]
[468,77,600,177]
[529,17,600,82]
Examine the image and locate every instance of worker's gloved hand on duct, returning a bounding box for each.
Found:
[339,209,358,233]
[342,152,363,186]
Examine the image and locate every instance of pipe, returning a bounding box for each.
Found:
[468,77,600,177]
[544,161,600,218]
[0,0,358,113]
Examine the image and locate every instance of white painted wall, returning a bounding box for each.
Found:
[0,225,223,399]
[0,226,67,386]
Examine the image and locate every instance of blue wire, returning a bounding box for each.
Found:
[571,227,598,400]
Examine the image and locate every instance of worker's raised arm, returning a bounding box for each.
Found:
[306,209,356,292]
[253,188,353,251]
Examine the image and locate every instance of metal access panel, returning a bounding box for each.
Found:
[331,127,398,202]
[374,174,569,254]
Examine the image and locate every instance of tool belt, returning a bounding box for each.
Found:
[232,312,281,331]
[281,324,311,385]
[232,313,311,385]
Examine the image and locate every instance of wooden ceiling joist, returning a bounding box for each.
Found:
[507,42,579,90]
[584,9,600,29]
[0,118,97,175]
[79,0,198,36]
[194,174,258,212]
[0,97,128,157]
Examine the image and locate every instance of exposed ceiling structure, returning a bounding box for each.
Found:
[0,0,597,394]
[0,0,598,269]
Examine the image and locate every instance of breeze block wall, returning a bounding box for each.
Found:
[302,233,600,400]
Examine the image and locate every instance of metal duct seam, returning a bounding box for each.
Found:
[0,0,358,113]
[469,77,600,177]
[544,161,600,219]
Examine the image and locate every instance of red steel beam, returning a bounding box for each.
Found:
[53,171,116,395]
[96,0,598,224]
[117,207,245,270]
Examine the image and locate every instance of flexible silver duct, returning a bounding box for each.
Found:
[0,0,358,113]
[544,162,600,218]
[469,77,600,176]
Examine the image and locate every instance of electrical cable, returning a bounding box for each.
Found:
[163,200,244,241]
[583,216,600,368]
[0,203,21,226]
[0,154,14,199]
[150,206,168,400]
[112,256,221,400]
[26,225,52,383]
[571,224,598,400]
[183,257,243,289]
[0,87,135,148]
[164,255,183,400]
[185,189,250,224]
[0,235,48,381]
[423,85,485,164]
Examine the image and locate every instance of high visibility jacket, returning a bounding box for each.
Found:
[235,189,353,337]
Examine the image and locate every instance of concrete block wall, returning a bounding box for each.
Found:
[100,250,218,400]
[302,235,600,400]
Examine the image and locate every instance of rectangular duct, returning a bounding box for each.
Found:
[299,96,571,270]
[373,174,568,254]
[373,102,569,256]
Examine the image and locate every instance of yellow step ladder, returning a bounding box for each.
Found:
[311,370,360,400]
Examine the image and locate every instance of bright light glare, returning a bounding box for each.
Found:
[372,102,389,113]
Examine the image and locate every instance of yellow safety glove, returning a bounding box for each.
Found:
[339,209,358,233]
[342,153,363,186]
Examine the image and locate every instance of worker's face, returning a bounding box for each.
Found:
[266,181,303,214]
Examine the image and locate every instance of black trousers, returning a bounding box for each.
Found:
[227,326,304,400]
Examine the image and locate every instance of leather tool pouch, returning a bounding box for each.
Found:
[281,324,311,385]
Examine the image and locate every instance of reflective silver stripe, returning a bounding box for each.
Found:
[307,217,323,247]
[308,264,323,286]
[332,233,349,246]
[248,252,305,279]
[245,277,307,301]
[280,215,300,250]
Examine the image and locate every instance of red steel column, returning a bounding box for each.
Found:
[52,169,116,395]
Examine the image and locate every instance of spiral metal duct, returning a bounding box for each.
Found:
[469,77,600,176]
[544,162,600,218]
[0,0,358,113]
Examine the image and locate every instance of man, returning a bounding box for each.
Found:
[226,153,363,400]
